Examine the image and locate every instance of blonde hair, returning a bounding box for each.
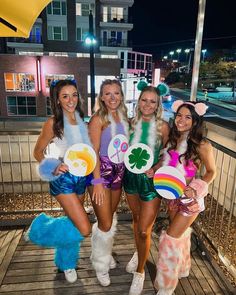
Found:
[132,86,163,145]
[94,79,128,126]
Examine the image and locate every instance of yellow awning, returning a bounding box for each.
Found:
[0,0,52,37]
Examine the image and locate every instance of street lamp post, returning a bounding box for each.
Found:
[85,11,96,113]
[169,51,174,60]
[202,49,207,62]
[176,49,182,61]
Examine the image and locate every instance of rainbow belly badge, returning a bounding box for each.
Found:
[64,143,97,176]
[153,166,186,199]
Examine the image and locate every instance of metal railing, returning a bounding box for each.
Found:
[194,139,236,279]
[0,131,235,278]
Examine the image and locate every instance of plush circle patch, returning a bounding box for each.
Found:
[124,143,154,174]
[153,166,186,199]
[64,143,97,176]
[108,134,129,164]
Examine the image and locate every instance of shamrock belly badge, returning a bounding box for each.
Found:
[108,134,129,164]
[124,143,154,174]
[64,143,97,176]
[153,166,186,199]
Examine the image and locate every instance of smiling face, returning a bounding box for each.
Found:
[175,106,193,133]
[101,83,122,112]
[139,90,158,119]
[58,85,79,114]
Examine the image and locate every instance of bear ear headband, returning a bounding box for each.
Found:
[50,79,77,87]
[172,100,208,116]
[137,80,169,97]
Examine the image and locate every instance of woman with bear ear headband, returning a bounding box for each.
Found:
[123,80,170,295]
[154,99,216,295]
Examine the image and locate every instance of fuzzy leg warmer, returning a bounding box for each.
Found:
[26,213,84,247]
[90,222,116,273]
[179,228,192,278]
[55,244,80,271]
[155,231,184,295]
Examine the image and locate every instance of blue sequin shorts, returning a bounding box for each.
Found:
[50,172,91,196]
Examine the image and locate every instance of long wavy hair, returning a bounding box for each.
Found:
[94,79,128,126]
[167,102,204,165]
[50,79,84,139]
[132,86,164,146]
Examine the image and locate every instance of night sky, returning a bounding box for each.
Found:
[129,0,235,59]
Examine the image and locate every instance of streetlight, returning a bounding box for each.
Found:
[201,49,207,62]
[176,49,182,61]
[169,51,174,60]
[85,11,97,113]
[184,48,190,62]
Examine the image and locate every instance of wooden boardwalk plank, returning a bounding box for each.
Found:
[0,222,234,295]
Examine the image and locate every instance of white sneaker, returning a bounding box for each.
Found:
[129,272,145,295]
[126,251,138,273]
[64,269,77,283]
[96,271,110,286]
[110,256,117,269]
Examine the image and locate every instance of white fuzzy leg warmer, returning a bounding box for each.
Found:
[90,221,116,273]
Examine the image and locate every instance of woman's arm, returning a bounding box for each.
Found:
[88,115,105,205]
[34,118,55,162]
[34,118,68,178]
[198,140,216,184]
[184,140,216,199]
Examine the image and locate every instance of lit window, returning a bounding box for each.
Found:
[76,3,94,16]
[7,96,36,116]
[45,74,75,91]
[111,7,123,21]
[4,73,35,92]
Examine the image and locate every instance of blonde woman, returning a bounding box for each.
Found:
[123,83,169,295]
[88,79,129,287]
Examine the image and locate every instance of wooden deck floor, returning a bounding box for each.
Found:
[0,221,234,295]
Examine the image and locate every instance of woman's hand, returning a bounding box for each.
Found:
[53,163,69,176]
[92,183,105,206]
[183,185,197,199]
[145,168,155,178]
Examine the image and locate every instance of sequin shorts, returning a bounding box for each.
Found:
[123,169,162,202]
[168,197,205,216]
[50,171,90,196]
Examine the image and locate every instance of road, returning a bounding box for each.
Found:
[165,89,236,131]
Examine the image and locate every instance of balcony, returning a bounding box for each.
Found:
[100,14,133,30]
[0,123,235,293]
[100,38,132,49]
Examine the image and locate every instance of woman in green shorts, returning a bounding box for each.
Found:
[124,83,169,295]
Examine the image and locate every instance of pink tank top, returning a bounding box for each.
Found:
[167,150,197,178]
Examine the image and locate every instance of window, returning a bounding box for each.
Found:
[137,54,145,70]
[76,27,89,41]
[111,7,123,21]
[102,7,108,22]
[46,97,52,116]
[127,52,135,69]
[45,74,75,91]
[76,3,94,16]
[48,26,67,40]
[7,96,36,116]
[146,55,153,71]
[47,1,66,15]
[4,73,35,92]
[120,51,124,68]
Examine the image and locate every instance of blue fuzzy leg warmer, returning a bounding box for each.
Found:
[27,213,84,248]
[55,244,80,271]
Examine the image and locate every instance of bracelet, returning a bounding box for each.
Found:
[91,177,104,185]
